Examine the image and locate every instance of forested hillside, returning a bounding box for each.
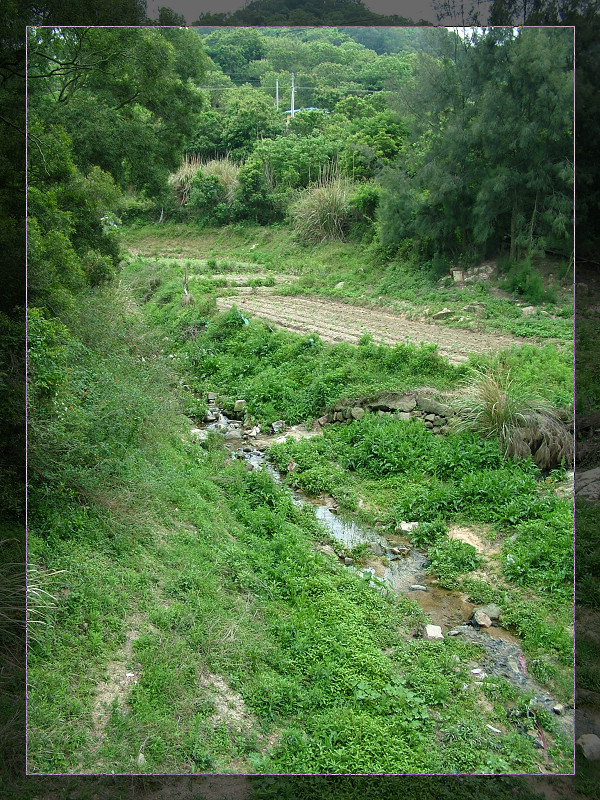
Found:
[1,8,595,793]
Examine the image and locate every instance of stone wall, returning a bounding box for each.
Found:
[319,391,455,435]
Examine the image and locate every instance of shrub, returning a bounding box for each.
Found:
[501,259,557,305]
[168,156,203,206]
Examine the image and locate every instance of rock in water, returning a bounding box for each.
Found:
[477,603,501,620]
[472,609,492,628]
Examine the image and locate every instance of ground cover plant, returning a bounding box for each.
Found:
[24,20,577,782]
[26,265,574,774]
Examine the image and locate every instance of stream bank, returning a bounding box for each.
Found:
[192,399,574,742]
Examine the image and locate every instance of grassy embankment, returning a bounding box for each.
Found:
[26,223,574,775]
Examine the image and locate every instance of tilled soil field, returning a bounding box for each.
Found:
[216,293,527,364]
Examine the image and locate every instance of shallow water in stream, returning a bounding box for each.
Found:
[200,410,574,738]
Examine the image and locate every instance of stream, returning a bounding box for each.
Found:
[196,406,574,739]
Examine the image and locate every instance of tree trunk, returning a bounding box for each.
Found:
[509,194,517,261]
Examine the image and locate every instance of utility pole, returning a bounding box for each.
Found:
[276,78,279,110]
[291,72,295,118]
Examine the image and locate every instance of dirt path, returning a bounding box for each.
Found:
[216,293,526,364]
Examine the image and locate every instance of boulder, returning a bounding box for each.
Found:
[233,399,247,414]
[577,734,600,761]
[351,407,365,420]
[397,521,419,533]
[477,603,501,621]
[417,394,453,416]
[191,428,209,443]
[224,430,243,441]
[366,392,416,413]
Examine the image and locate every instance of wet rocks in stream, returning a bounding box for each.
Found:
[193,402,572,738]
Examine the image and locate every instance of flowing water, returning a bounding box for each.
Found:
[199,409,574,738]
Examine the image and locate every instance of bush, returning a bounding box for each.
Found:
[500,259,557,305]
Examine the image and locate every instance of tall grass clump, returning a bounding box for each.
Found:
[201,157,241,206]
[168,155,203,206]
[453,367,573,469]
[168,157,240,208]
[290,178,352,245]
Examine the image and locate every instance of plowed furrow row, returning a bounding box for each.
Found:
[215,294,525,364]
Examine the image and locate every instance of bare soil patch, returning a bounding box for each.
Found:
[447,524,501,557]
[216,294,528,364]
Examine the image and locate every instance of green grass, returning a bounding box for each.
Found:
[25,226,574,775]
[120,222,573,342]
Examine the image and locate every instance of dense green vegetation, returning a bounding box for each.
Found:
[17,13,583,786]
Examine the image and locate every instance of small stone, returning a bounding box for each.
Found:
[577,734,600,760]
[432,308,454,320]
[136,752,147,767]
[351,406,365,420]
[521,306,537,316]
[207,392,217,402]
[425,414,436,422]
[398,521,419,533]
[448,630,460,636]
[473,609,493,628]
[224,430,243,441]
[334,411,344,422]
[410,584,428,592]
[317,415,329,426]
[370,542,385,556]
[335,281,345,289]
[344,557,353,566]
[233,399,246,413]
[552,704,565,715]
[271,420,286,433]
[424,624,444,640]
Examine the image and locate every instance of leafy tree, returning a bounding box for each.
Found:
[220,88,284,159]
[27,26,207,197]
[201,28,266,83]
[378,27,573,263]
[470,28,574,259]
